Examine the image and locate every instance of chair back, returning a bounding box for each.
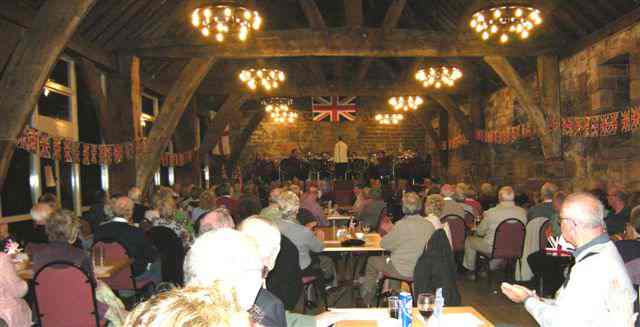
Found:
[463,211,476,229]
[626,258,640,286]
[538,219,551,250]
[34,261,100,327]
[492,218,526,259]
[147,226,185,285]
[441,214,466,252]
[93,240,136,290]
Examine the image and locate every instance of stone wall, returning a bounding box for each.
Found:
[238,105,428,165]
[446,21,640,193]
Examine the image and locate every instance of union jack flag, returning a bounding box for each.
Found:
[312,96,357,122]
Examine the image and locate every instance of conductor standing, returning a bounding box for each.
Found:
[334,136,349,180]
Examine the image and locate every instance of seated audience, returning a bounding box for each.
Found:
[30,209,93,277]
[216,183,239,223]
[615,205,640,263]
[123,283,252,327]
[94,196,158,281]
[424,194,451,247]
[300,184,328,227]
[463,186,526,279]
[527,182,558,222]
[459,183,482,217]
[440,184,465,218]
[352,183,369,215]
[28,203,54,244]
[191,190,217,222]
[237,183,263,223]
[502,192,636,326]
[356,188,386,230]
[261,188,283,222]
[479,182,498,211]
[83,190,109,233]
[361,192,436,306]
[128,187,149,225]
[184,229,264,321]
[149,195,194,248]
[0,252,32,327]
[196,207,235,236]
[605,185,630,236]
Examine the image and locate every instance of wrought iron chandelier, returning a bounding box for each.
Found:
[375,113,404,125]
[415,67,463,89]
[388,96,424,112]
[239,68,286,91]
[191,2,262,42]
[262,98,298,124]
[469,5,542,43]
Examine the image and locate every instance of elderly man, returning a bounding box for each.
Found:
[128,187,148,224]
[28,203,54,244]
[94,196,158,281]
[356,188,386,230]
[440,184,465,218]
[502,193,636,326]
[261,188,283,221]
[605,185,630,236]
[361,192,436,306]
[300,185,328,227]
[527,182,558,222]
[463,186,526,279]
[196,207,235,235]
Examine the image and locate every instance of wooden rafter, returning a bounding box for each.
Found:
[227,110,265,172]
[199,94,249,161]
[299,0,326,30]
[430,95,474,142]
[0,0,97,191]
[136,57,217,191]
[93,0,151,47]
[344,0,363,28]
[484,56,560,158]
[124,28,559,58]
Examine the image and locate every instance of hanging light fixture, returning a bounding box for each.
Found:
[191,1,262,42]
[239,68,285,91]
[388,96,424,112]
[469,5,542,43]
[261,98,298,124]
[415,67,463,89]
[375,113,404,125]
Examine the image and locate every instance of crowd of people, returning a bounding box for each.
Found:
[1,176,640,326]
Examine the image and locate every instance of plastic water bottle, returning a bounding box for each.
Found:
[434,288,445,319]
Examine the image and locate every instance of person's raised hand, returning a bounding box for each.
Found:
[501,282,536,303]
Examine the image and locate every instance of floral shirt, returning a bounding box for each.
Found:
[152,216,194,249]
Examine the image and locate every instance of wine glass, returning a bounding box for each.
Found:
[417,293,436,323]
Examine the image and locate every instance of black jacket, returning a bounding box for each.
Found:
[94,220,156,276]
[413,229,461,306]
[252,288,287,327]
[267,235,302,311]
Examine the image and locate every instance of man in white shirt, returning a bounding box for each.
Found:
[333,137,348,180]
[502,192,636,326]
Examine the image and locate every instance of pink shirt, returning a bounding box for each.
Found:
[0,252,32,327]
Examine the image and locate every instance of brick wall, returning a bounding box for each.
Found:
[447,21,640,193]
[238,107,428,165]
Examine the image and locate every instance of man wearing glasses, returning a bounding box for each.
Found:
[502,192,636,326]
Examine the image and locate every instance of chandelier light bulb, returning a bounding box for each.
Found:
[469,5,542,43]
[416,67,462,89]
[240,69,286,92]
[191,5,262,42]
[388,96,424,112]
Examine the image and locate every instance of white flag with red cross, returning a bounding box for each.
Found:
[212,125,230,156]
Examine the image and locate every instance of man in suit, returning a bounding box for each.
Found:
[527,182,558,222]
[463,186,527,279]
[94,196,158,281]
[440,184,465,218]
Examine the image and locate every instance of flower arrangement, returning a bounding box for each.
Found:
[3,238,22,255]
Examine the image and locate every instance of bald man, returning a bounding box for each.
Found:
[94,196,158,280]
[502,192,636,326]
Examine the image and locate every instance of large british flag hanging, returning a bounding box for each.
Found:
[312,96,357,123]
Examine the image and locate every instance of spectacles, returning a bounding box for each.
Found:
[558,217,575,225]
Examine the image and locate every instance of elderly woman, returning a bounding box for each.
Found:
[29,209,94,277]
[479,182,498,211]
[424,194,452,247]
[149,195,194,248]
[191,191,217,223]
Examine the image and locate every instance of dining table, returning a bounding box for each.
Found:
[330,306,494,327]
[17,258,132,280]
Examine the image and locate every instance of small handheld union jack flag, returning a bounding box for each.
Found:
[312,96,357,123]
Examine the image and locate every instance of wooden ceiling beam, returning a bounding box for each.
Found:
[93,0,150,47]
[299,0,326,30]
[199,94,249,161]
[429,95,474,142]
[136,57,217,192]
[484,56,560,158]
[106,0,172,48]
[122,28,559,58]
[84,0,138,42]
[344,0,363,28]
[227,110,265,173]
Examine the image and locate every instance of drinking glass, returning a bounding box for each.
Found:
[387,296,400,319]
[93,245,104,268]
[362,224,371,233]
[417,293,436,323]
